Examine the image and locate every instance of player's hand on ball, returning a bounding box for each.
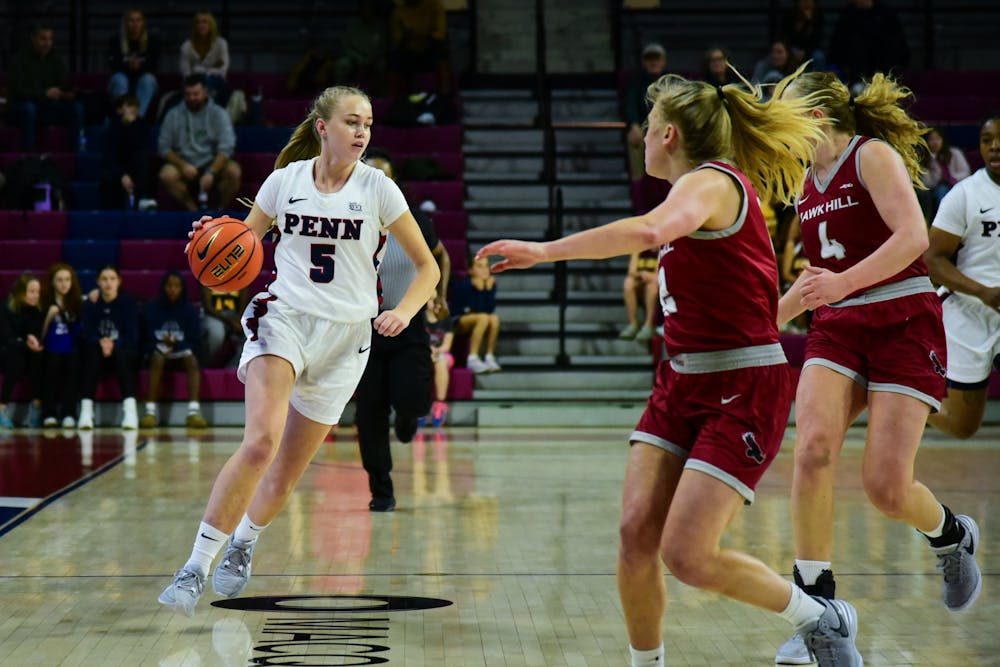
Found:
[374,310,410,337]
[184,215,216,253]
[477,240,547,273]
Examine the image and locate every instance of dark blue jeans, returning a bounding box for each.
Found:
[13,98,85,151]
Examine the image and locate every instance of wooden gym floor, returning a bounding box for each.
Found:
[0,425,995,666]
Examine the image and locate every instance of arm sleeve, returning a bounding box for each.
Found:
[255,168,285,219]
[931,181,968,237]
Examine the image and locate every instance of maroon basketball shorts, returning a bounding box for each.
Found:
[632,362,793,504]
[804,292,947,410]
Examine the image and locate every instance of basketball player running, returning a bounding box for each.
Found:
[924,114,1000,440]
[774,72,982,665]
[159,86,439,616]
[479,71,862,667]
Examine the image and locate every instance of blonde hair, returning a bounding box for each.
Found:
[646,66,827,206]
[190,12,219,58]
[119,9,147,55]
[783,70,928,187]
[275,86,371,169]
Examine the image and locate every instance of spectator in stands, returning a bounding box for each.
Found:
[7,23,85,152]
[618,247,659,343]
[78,265,140,430]
[700,46,739,87]
[0,273,45,429]
[389,0,452,98]
[40,263,83,428]
[140,271,207,429]
[918,127,972,223]
[179,11,230,105]
[158,74,242,211]
[781,0,826,69]
[423,298,453,427]
[624,44,669,182]
[924,113,1000,440]
[828,0,909,91]
[354,149,452,512]
[101,94,156,210]
[201,285,249,368]
[107,8,161,118]
[333,1,389,88]
[752,39,798,88]
[451,256,501,374]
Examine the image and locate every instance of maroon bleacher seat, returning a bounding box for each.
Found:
[441,238,468,269]
[0,127,20,151]
[37,126,70,153]
[0,239,62,271]
[965,148,984,171]
[24,211,70,239]
[377,125,462,153]
[228,71,287,98]
[431,210,468,239]
[234,152,276,183]
[262,98,313,126]
[119,239,189,271]
[405,181,464,210]
[447,367,474,400]
[120,269,199,302]
[911,96,1000,124]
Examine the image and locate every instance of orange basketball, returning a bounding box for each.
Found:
[187,216,262,291]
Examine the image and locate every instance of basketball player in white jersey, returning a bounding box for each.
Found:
[925,114,1000,439]
[159,86,439,616]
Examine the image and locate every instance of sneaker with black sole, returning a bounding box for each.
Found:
[369,496,396,512]
[394,413,418,443]
[932,514,982,611]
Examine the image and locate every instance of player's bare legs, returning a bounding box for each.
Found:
[617,442,681,650]
[927,386,989,439]
[790,366,867,560]
[202,354,296,531]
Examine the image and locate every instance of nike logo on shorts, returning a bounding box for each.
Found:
[720,394,741,405]
[359,345,371,353]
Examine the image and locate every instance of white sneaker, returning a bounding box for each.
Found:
[158,567,206,617]
[78,399,94,430]
[484,354,502,372]
[775,633,812,664]
[213,537,256,597]
[121,397,138,430]
[137,198,158,211]
[43,417,58,428]
[466,355,490,374]
[61,416,76,429]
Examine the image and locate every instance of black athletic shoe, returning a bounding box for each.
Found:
[369,496,396,512]
[394,414,418,443]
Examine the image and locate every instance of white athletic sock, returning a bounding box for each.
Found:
[184,521,228,577]
[629,644,664,667]
[233,513,268,545]
[795,559,831,586]
[920,504,947,538]
[187,400,200,414]
[778,582,826,629]
[144,402,156,415]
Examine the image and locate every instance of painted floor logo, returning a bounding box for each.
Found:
[211,595,453,665]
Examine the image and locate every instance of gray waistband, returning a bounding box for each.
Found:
[669,343,787,374]
[828,276,935,308]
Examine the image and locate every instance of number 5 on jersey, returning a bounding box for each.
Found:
[310,243,336,283]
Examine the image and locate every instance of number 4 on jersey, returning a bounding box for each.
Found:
[818,220,846,260]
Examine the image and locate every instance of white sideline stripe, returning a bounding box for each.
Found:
[0,497,42,508]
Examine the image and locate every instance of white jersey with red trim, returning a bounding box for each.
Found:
[254,158,408,322]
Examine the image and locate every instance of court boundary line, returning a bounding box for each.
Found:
[0,437,149,539]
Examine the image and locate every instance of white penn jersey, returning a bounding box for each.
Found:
[932,168,1000,294]
[255,158,408,322]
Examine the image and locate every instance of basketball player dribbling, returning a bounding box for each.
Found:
[774,71,982,665]
[158,86,439,616]
[479,70,863,667]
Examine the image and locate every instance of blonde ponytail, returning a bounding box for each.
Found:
[274,85,371,169]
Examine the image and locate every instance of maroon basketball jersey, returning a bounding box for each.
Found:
[658,161,781,356]
[797,136,929,299]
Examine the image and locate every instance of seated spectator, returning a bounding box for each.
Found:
[624,43,669,182]
[424,298,453,427]
[828,0,909,91]
[334,1,389,88]
[701,46,739,87]
[78,266,139,430]
[918,127,972,223]
[107,8,161,118]
[7,24,85,152]
[618,247,659,343]
[101,94,156,210]
[389,0,452,97]
[0,273,45,429]
[41,263,83,428]
[451,256,501,374]
[179,11,230,105]
[140,271,206,429]
[158,74,242,211]
[201,285,248,368]
[781,0,826,69]
[752,39,797,88]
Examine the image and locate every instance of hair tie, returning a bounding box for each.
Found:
[848,95,856,108]
[715,85,726,103]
